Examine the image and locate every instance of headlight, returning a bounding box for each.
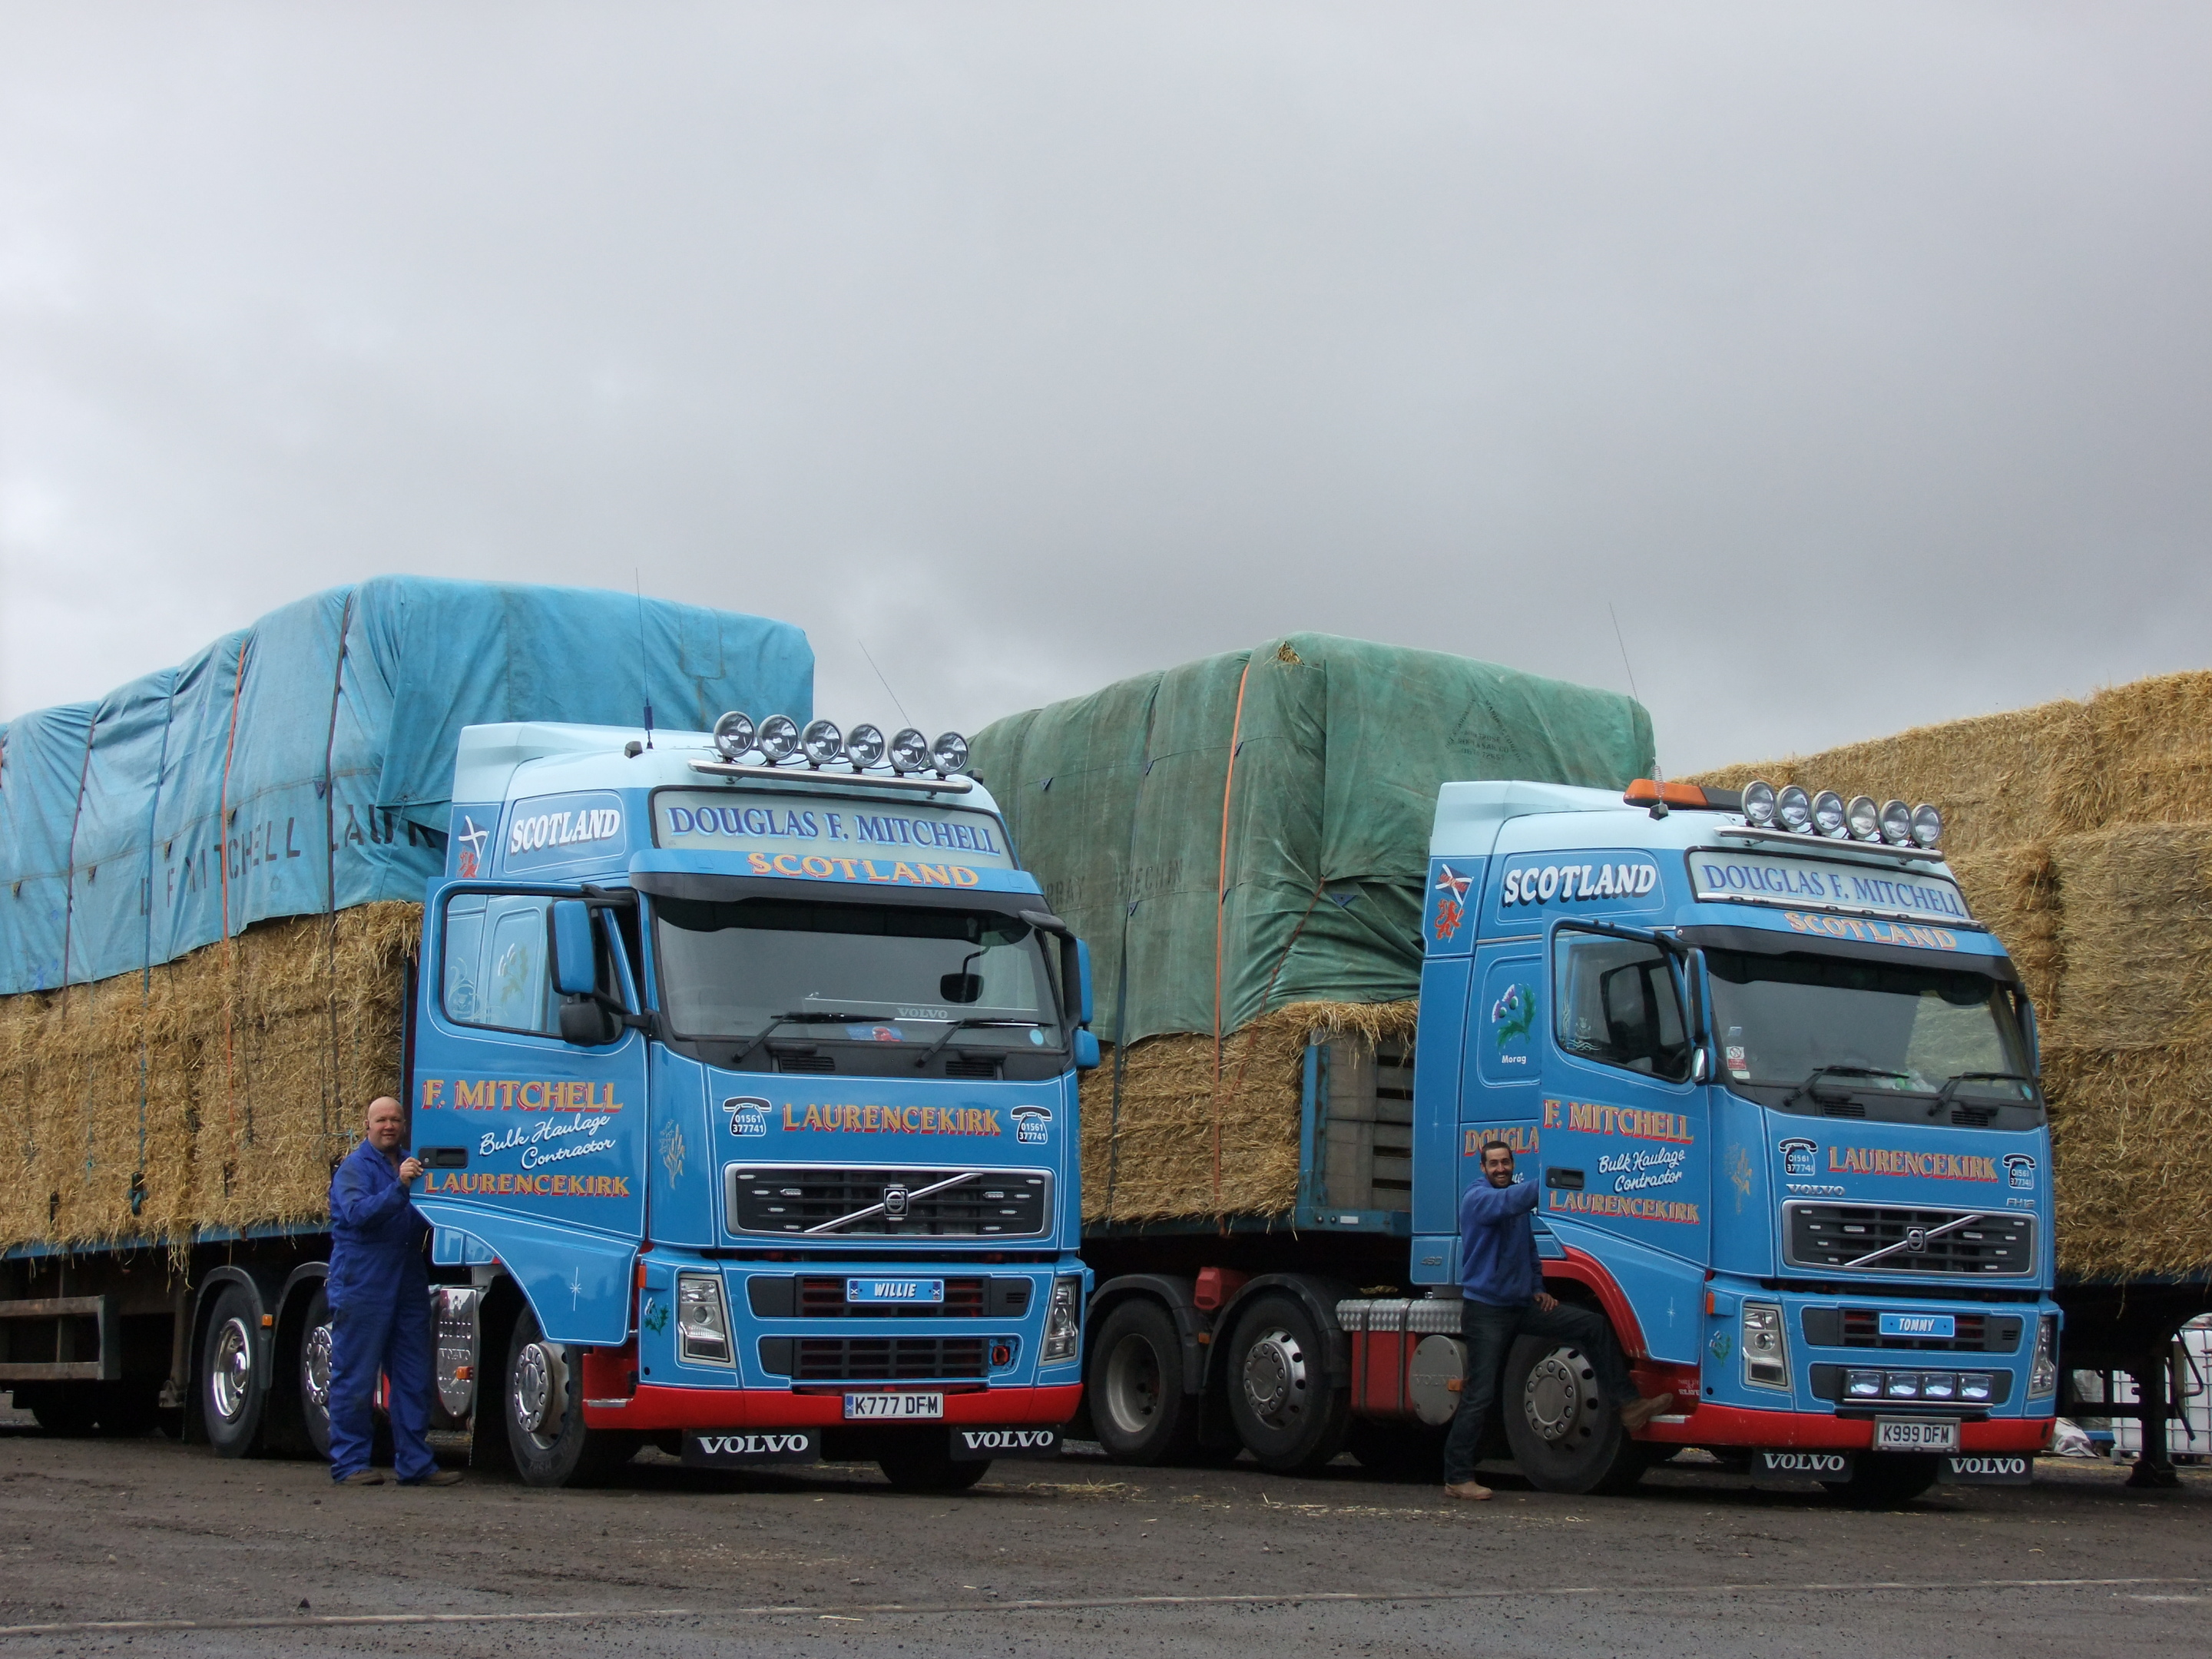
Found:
[712,710,755,760]
[2029,1314,2059,1398]
[1959,1371,1994,1402]
[801,719,844,767]
[1775,784,1812,833]
[1911,803,1943,849]
[889,727,930,773]
[1041,1275,1082,1363]
[1845,1368,1883,1400]
[931,731,970,776]
[1742,1300,1788,1390]
[1920,1371,1959,1401]
[1879,799,1913,846]
[846,724,886,767]
[677,1273,734,1366]
[1846,794,1881,841]
[1812,790,1847,838]
[1885,1371,1920,1399]
[757,715,800,763]
[1742,780,1777,827]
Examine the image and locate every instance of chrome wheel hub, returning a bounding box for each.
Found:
[210,1316,254,1422]
[302,1321,333,1414]
[1240,1326,1309,1429]
[512,1341,559,1445]
[1522,1346,1599,1445]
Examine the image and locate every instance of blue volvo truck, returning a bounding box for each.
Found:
[1080,779,2058,1501]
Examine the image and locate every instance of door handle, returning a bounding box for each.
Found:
[1545,1167,1584,1190]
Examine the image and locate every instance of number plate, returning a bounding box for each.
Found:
[1875,1416,1960,1452]
[846,1277,944,1306]
[843,1392,945,1420]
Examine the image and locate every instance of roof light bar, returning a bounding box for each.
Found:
[694,711,972,783]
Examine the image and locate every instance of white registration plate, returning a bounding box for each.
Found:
[1875,1416,1959,1452]
[843,1392,945,1421]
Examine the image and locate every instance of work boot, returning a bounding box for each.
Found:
[1618,1392,1676,1432]
[336,1469,385,1486]
[399,1469,464,1487]
[1442,1479,1492,1502]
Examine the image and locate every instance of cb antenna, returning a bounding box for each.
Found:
[856,637,913,728]
[635,571,653,749]
[1609,601,1664,813]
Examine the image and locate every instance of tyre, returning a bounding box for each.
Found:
[877,1436,992,1492]
[1222,1293,1351,1475]
[296,1285,336,1461]
[1498,1331,1647,1495]
[200,1285,269,1458]
[1823,1453,1939,1506]
[503,1309,634,1488]
[1088,1299,1204,1465]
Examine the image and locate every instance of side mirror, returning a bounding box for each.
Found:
[1691,1048,1710,1084]
[1073,1029,1101,1071]
[939,972,983,1005]
[550,900,598,997]
[558,998,621,1047]
[1075,939,1094,1028]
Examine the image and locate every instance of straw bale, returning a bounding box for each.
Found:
[2043,1040,2212,1280]
[0,902,419,1257]
[1081,1000,1419,1224]
[1943,842,2062,1019]
[2043,823,2212,1051]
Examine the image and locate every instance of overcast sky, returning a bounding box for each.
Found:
[2,3,2206,774]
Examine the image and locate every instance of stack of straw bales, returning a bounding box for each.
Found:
[0,902,419,1257]
[1081,1001,1418,1225]
[1690,671,2212,1280]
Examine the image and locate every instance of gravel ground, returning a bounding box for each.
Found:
[0,1419,2205,1657]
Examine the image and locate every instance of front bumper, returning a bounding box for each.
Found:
[584,1381,1082,1432]
[1640,1402,2054,1452]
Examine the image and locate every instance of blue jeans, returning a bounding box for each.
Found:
[327,1288,436,1483]
[1441,1299,1638,1485]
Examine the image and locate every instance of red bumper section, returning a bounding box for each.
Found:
[584,1379,1083,1434]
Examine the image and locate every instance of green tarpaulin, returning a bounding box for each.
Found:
[969,634,1654,1046]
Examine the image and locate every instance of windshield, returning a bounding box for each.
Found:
[1705,948,2033,1100]
[653,896,1063,1048]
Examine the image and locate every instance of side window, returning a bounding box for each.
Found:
[442,893,561,1036]
[1553,931,1689,1081]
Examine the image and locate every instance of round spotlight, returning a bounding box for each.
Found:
[1776,784,1813,833]
[801,719,844,767]
[1879,799,1913,846]
[889,727,930,773]
[1911,803,1943,849]
[757,715,800,763]
[1812,790,1847,838]
[931,731,970,776]
[1846,794,1881,840]
[846,724,886,767]
[711,710,755,760]
[1742,779,1777,827]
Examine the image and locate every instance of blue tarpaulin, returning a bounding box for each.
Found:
[0,578,811,993]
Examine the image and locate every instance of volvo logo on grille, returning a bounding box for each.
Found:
[1905,1226,1928,1253]
[882,1183,909,1219]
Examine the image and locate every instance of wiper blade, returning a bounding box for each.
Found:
[1936,1070,2032,1108]
[1784,1065,1912,1108]
[731,1011,890,1067]
[913,1016,1043,1069]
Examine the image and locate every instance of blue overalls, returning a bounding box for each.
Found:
[326,1138,435,1482]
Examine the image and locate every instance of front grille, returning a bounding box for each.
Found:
[798,1276,986,1318]
[1799,1307,2023,1352]
[725,1165,1052,1238]
[757,1336,988,1380]
[1785,1204,2035,1277]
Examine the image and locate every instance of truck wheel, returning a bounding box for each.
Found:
[1822,1454,1939,1506]
[1088,1299,1204,1465]
[877,1437,992,1492]
[297,1286,336,1461]
[200,1285,269,1458]
[503,1310,633,1488]
[1499,1332,1647,1495]
[1223,1293,1350,1475]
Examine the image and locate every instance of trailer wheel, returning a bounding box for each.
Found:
[200,1285,270,1458]
[876,1436,992,1492]
[1223,1293,1350,1475]
[1822,1454,1939,1507]
[1499,1333,1646,1495]
[502,1310,633,1488]
[1088,1299,1204,1465]
[296,1286,336,1460]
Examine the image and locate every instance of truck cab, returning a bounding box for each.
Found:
[1394,778,2058,1498]
[368,716,1093,1488]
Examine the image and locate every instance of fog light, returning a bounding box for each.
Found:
[757,716,800,763]
[676,1273,734,1366]
[800,719,844,767]
[1042,1275,1082,1363]
[1911,803,1943,849]
[1960,1373,1994,1402]
[1920,1371,1959,1401]
[712,710,755,760]
[1847,795,1881,841]
[1776,785,1813,833]
[1846,1368,1884,1399]
[889,727,930,773]
[1813,790,1847,838]
[1885,1371,1920,1399]
[1742,780,1777,827]
[846,724,886,767]
[1879,799,1914,846]
[1742,1300,1788,1390]
[2030,1315,2059,1398]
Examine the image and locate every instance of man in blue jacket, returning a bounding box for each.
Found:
[1442,1141,1672,1500]
[326,1096,460,1487]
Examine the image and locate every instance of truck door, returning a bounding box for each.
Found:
[1538,924,1708,1362]
[410,886,648,1346]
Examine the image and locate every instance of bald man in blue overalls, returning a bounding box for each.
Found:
[326,1097,462,1487]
